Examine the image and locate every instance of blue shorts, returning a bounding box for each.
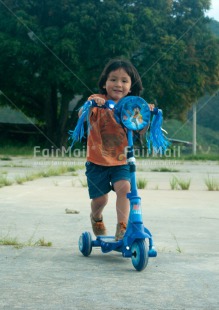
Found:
[85,162,130,199]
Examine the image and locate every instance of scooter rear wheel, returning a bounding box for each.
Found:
[78,232,92,256]
[131,239,148,271]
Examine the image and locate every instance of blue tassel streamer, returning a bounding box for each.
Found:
[147,109,170,154]
[68,97,170,154]
[68,100,93,147]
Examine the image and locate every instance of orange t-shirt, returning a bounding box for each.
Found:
[87,94,128,166]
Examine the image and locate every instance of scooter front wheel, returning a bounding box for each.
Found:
[131,239,148,271]
[78,232,92,256]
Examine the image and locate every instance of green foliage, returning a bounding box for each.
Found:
[163,117,219,153]
[137,0,219,119]
[190,93,219,132]
[0,0,219,146]
[209,19,219,38]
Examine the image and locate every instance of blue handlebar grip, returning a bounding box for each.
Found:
[91,99,157,114]
[105,100,115,109]
[91,99,115,110]
[151,107,158,115]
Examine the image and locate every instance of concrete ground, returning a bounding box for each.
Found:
[0,158,219,310]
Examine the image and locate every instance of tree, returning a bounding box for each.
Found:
[0,0,140,147]
[0,0,81,147]
[134,0,219,119]
[0,0,218,147]
[210,19,219,37]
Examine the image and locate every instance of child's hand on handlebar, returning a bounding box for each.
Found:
[148,103,155,111]
[92,97,106,106]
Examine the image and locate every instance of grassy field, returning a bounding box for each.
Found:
[0,144,218,161]
[163,118,219,155]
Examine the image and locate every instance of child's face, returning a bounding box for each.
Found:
[104,68,132,103]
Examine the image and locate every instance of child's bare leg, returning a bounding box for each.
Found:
[114,180,130,223]
[91,194,108,220]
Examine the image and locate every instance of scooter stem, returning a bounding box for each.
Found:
[126,129,143,224]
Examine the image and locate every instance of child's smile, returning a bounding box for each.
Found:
[104,68,132,103]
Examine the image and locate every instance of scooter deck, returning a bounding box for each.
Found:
[96,236,118,243]
[92,235,123,253]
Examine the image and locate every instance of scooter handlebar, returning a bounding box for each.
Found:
[151,107,159,115]
[91,99,115,110]
[91,99,158,114]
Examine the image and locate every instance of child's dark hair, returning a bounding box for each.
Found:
[98,58,143,96]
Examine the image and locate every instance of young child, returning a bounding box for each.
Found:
[81,58,146,240]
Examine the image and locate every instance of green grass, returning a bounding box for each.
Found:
[169,176,191,190]
[170,176,178,190]
[0,156,12,161]
[163,118,219,156]
[137,178,148,189]
[0,235,52,248]
[15,175,26,184]
[79,178,88,187]
[172,234,183,253]
[0,165,79,188]
[41,166,69,177]
[0,236,20,247]
[177,178,191,190]
[205,176,219,191]
[72,171,79,176]
[180,154,219,161]
[151,167,180,172]
[0,175,13,187]
[1,138,218,161]
[0,145,34,156]
[33,238,52,247]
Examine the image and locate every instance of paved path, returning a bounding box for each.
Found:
[0,159,219,309]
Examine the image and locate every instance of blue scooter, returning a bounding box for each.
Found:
[77,97,158,271]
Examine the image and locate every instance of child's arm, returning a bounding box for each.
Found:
[78,94,106,117]
[88,94,106,106]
